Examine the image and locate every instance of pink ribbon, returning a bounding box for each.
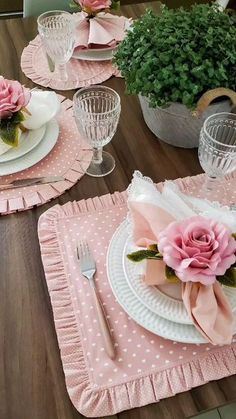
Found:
[130,201,234,345]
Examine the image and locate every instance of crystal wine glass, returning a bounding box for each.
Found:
[37,10,75,82]
[198,112,236,194]
[73,86,121,177]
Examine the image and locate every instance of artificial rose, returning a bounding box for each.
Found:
[0,76,31,119]
[75,0,111,12]
[158,215,236,286]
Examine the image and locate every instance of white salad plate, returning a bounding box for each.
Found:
[0,124,46,163]
[72,44,118,61]
[107,220,236,344]
[0,118,59,176]
[123,235,236,324]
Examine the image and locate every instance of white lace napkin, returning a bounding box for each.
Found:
[128,171,236,232]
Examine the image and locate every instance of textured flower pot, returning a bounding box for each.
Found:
[138,95,231,148]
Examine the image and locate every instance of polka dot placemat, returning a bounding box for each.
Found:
[38,172,236,417]
[21,35,121,91]
[0,96,92,214]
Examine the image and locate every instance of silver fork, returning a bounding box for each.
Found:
[77,241,115,360]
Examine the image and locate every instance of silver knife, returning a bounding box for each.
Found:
[0,176,65,191]
[46,53,55,73]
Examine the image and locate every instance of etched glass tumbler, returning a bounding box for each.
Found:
[73,86,121,177]
[198,113,236,193]
[37,11,75,82]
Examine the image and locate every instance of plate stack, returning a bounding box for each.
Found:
[107,220,236,344]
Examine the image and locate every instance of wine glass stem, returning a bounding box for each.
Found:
[92,147,103,165]
[57,63,68,82]
[204,176,217,192]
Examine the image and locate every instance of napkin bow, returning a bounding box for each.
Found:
[74,12,128,49]
[128,171,236,345]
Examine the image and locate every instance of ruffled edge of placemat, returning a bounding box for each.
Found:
[0,96,92,215]
[21,35,121,91]
[38,172,236,417]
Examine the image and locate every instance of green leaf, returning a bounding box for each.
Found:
[0,124,20,147]
[111,0,120,11]
[232,233,236,240]
[217,268,236,288]
[127,249,163,262]
[0,111,24,147]
[165,266,180,283]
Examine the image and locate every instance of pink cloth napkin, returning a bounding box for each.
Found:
[129,201,234,345]
[74,12,128,49]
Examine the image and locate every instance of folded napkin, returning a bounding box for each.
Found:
[128,171,236,345]
[74,12,128,49]
[22,90,60,130]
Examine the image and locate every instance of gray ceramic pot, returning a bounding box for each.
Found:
[138,95,231,148]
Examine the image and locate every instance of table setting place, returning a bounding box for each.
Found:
[0,75,99,213]
[21,0,132,90]
[38,109,236,416]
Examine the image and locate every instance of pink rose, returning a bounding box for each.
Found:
[158,215,236,286]
[76,0,111,12]
[0,76,31,119]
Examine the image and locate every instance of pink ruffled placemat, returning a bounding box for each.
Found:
[0,96,92,215]
[38,172,236,417]
[21,35,120,91]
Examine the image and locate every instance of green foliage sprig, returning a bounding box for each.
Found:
[0,111,25,147]
[114,4,236,109]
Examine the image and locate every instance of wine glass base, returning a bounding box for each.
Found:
[86,151,115,177]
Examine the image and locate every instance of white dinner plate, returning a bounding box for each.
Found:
[0,118,59,176]
[0,124,46,163]
[123,233,236,324]
[106,220,236,344]
[72,44,118,61]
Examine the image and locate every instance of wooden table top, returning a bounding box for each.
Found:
[0,2,235,419]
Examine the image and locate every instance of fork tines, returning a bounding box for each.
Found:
[77,240,96,271]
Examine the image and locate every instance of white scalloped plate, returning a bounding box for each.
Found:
[0,119,59,175]
[0,124,46,163]
[72,44,118,61]
[107,220,236,343]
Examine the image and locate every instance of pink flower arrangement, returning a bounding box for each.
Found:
[128,215,236,287]
[158,216,236,285]
[76,0,112,13]
[73,0,120,15]
[0,76,31,119]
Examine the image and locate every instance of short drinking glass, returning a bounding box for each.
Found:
[37,10,75,82]
[198,112,236,194]
[73,86,121,177]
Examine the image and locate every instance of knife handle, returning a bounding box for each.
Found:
[0,182,39,191]
[0,184,15,190]
[91,286,115,360]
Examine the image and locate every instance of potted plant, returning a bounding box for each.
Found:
[114,4,236,148]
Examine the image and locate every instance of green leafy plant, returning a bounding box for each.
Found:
[114,4,236,109]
